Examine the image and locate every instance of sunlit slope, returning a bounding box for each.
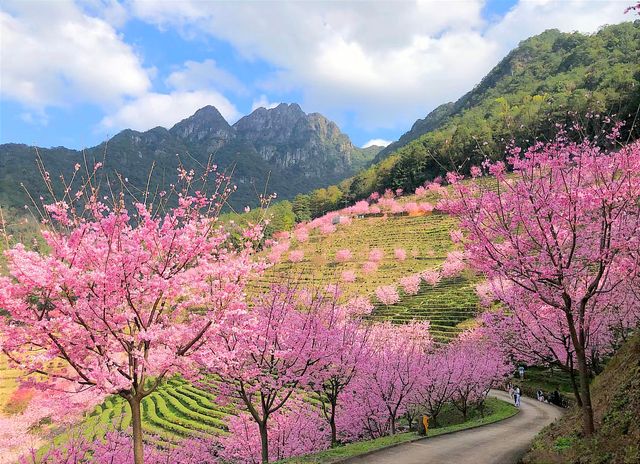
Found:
[251,210,480,340]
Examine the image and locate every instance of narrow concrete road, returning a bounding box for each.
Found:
[344,390,563,464]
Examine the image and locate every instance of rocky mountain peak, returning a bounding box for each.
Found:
[169,105,234,144]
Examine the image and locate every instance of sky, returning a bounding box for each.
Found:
[0,0,635,150]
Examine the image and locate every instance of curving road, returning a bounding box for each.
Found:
[343,390,563,464]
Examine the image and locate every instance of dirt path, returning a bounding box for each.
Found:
[343,390,563,464]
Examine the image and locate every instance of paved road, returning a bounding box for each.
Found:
[344,390,563,464]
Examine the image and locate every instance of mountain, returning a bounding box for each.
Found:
[373,102,455,162]
[375,21,640,164]
[0,104,380,212]
[294,21,640,218]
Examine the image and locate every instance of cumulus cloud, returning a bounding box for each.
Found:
[165,59,246,95]
[99,57,243,133]
[0,0,150,109]
[130,0,631,133]
[250,95,280,112]
[3,0,633,141]
[487,0,629,46]
[362,139,391,148]
[99,90,239,132]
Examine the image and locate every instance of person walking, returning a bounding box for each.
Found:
[514,386,521,408]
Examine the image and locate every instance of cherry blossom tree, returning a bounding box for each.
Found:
[288,250,304,263]
[375,285,400,306]
[335,249,353,262]
[416,348,457,427]
[362,261,379,274]
[0,166,263,464]
[354,321,432,435]
[19,430,217,464]
[219,400,327,464]
[368,248,384,262]
[315,309,370,447]
[341,270,357,283]
[399,275,422,295]
[394,248,407,261]
[197,285,333,464]
[445,135,640,435]
[447,331,510,420]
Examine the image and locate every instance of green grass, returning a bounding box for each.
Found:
[280,397,518,463]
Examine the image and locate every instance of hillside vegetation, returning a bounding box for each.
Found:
[0,104,380,213]
[29,196,477,446]
[251,193,479,342]
[294,21,640,218]
[523,333,640,464]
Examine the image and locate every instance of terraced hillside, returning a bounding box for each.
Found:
[70,377,231,448]
[368,273,480,341]
[252,208,481,341]
[252,213,457,294]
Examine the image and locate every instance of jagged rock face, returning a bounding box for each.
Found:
[233,103,356,175]
[170,106,235,152]
[0,104,380,210]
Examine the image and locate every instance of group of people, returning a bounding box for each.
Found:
[506,382,564,408]
[507,383,522,407]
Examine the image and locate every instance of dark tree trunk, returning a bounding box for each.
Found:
[127,394,144,464]
[329,400,338,447]
[259,421,269,464]
[575,346,595,436]
[568,368,583,408]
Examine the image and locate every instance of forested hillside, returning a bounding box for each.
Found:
[293,21,640,219]
[0,104,380,214]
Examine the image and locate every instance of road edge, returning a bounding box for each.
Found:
[334,395,520,463]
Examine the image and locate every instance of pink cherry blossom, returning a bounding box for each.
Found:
[375,285,400,306]
[362,261,379,274]
[288,250,305,263]
[368,248,384,262]
[399,274,421,295]
[445,133,640,436]
[394,248,407,261]
[335,249,353,262]
[341,270,357,283]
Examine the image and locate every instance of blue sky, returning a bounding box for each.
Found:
[0,0,633,150]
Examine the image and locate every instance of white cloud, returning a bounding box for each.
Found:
[99,90,239,132]
[362,139,391,148]
[77,0,129,28]
[166,59,246,95]
[130,0,632,133]
[20,111,48,126]
[487,0,629,46]
[250,95,280,112]
[0,0,150,109]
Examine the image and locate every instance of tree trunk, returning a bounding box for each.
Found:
[127,395,144,464]
[406,413,414,431]
[575,347,595,436]
[390,415,396,435]
[259,421,269,464]
[568,368,583,408]
[329,401,338,447]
